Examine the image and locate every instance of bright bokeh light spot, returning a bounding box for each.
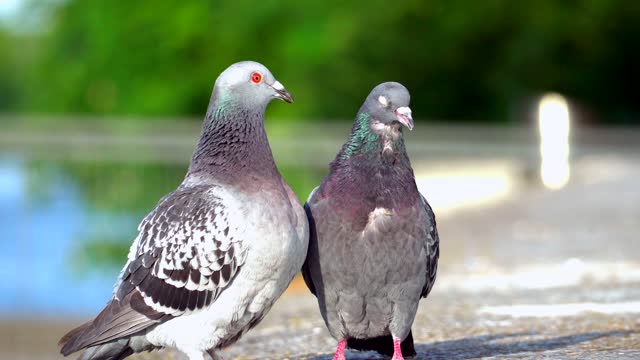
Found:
[538,93,571,190]
[416,161,515,216]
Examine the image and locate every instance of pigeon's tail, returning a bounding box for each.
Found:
[347,330,416,357]
[59,321,132,360]
[76,340,133,360]
[59,319,95,356]
[59,293,162,358]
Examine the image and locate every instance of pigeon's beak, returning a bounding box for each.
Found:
[271,81,294,104]
[395,106,414,131]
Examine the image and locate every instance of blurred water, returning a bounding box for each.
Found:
[0,156,190,317]
[0,151,325,318]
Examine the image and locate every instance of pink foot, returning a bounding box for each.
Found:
[332,339,347,360]
[391,337,404,360]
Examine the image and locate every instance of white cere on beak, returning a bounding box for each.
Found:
[272,81,285,91]
[395,106,414,131]
[396,106,412,118]
[378,96,388,107]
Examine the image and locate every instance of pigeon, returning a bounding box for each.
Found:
[59,61,309,360]
[302,82,439,360]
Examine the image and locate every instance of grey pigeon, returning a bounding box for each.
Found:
[302,82,439,360]
[59,61,309,360]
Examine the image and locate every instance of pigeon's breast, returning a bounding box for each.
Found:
[222,182,307,339]
[314,201,427,339]
[145,181,307,351]
[245,188,306,279]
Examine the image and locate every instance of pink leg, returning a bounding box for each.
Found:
[332,339,347,360]
[391,337,404,360]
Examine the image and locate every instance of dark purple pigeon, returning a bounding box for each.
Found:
[302,82,440,360]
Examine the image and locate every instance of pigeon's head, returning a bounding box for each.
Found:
[362,82,413,131]
[214,61,293,106]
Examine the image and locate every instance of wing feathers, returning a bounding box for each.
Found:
[420,194,440,298]
[120,186,245,316]
[60,292,166,355]
[60,185,247,356]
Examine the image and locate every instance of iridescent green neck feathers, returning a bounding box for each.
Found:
[339,112,405,160]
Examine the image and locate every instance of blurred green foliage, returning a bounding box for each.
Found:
[59,161,325,214]
[0,29,20,110]
[61,162,188,213]
[1,0,639,122]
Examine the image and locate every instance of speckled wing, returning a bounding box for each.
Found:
[420,193,439,298]
[117,184,247,314]
[60,184,247,354]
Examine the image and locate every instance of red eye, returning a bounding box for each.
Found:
[251,72,262,83]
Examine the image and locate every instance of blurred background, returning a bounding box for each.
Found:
[1,1,639,359]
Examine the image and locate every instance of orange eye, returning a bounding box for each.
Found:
[251,72,262,83]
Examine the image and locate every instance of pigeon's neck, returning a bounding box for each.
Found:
[186,99,279,185]
[335,112,408,165]
[324,111,418,211]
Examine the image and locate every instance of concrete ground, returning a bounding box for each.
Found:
[4,154,640,359]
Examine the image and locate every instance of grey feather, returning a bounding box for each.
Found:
[59,61,306,360]
[60,185,246,356]
[302,82,439,358]
[76,339,132,360]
